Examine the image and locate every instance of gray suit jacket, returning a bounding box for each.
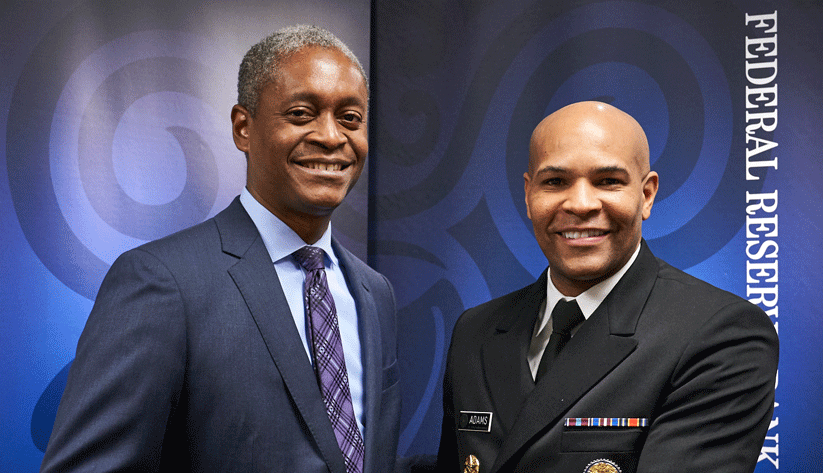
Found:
[41,198,401,472]
[438,241,778,472]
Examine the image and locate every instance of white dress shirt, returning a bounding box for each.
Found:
[528,243,642,379]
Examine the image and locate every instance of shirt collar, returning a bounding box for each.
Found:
[239,188,338,268]
[544,242,642,321]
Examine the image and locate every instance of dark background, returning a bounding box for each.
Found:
[3,0,819,470]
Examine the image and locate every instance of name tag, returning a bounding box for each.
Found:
[458,411,493,432]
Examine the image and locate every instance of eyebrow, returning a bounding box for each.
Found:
[593,165,630,176]
[533,165,630,177]
[284,91,367,109]
[533,165,567,176]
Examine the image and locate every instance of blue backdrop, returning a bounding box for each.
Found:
[370,0,820,470]
[1,0,371,469]
[2,0,820,470]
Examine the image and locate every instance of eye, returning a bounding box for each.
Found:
[599,177,624,187]
[285,108,313,122]
[339,111,363,128]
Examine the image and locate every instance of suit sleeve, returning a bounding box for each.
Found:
[40,249,186,472]
[636,300,778,472]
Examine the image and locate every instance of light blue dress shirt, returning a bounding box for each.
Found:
[240,189,364,436]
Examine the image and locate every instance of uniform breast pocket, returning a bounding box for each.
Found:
[561,428,646,453]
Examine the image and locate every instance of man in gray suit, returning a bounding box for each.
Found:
[437,101,778,472]
[41,25,400,473]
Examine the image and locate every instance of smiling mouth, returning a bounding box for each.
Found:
[561,230,607,239]
[299,162,349,172]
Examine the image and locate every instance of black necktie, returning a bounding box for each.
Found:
[536,299,585,381]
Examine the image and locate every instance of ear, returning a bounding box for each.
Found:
[523,171,533,220]
[231,104,252,154]
[641,171,659,220]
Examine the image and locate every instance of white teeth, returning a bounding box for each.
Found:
[562,230,606,239]
[304,162,343,171]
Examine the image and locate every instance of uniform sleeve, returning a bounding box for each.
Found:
[40,249,186,472]
[636,300,778,472]
[436,314,463,472]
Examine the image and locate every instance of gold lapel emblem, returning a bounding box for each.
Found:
[584,459,622,473]
[463,454,480,473]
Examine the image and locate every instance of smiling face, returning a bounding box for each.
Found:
[231,46,368,242]
[524,102,658,296]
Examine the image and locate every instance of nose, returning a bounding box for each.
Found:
[562,180,601,216]
[310,113,347,150]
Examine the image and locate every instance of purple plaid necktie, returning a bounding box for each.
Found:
[294,246,365,473]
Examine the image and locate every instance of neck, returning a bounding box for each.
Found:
[289,217,331,244]
[551,275,603,298]
[246,188,332,244]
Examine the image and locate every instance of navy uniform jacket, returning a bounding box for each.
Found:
[438,241,777,473]
[41,198,401,473]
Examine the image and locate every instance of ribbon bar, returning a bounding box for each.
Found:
[565,417,649,428]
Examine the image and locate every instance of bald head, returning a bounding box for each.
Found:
[528,101,650,176]
[523,100,659,295]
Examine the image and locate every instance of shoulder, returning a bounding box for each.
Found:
[464,282,537,318]
[649,257,776,340]
[453,278,543,341]
[92,218,223,305]
[653,257,756,311]
[124,196,254,257]
[114,200,250,273]
[112,218,219,272]
[143,218,219,254]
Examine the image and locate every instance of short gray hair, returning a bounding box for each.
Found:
[237,24,368,116]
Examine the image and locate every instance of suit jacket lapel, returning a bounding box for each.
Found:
[216,199,348,473]
[491,241,659,472]
[481,272,547,432]
[333,240,382,473]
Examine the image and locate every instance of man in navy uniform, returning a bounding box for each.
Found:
[437,101,778,472]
